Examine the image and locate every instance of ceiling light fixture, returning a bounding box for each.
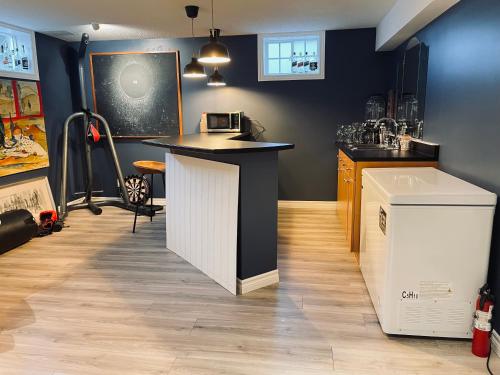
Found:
[198,0,230,65]
[183,6,207,78]
[207,68,226,87]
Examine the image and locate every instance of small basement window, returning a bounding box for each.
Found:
[258,31,325,81]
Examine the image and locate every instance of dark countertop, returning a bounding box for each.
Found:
[337,141,439,162]
[143,133,295,154]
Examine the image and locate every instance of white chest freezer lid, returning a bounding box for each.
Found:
[362,167,497,206]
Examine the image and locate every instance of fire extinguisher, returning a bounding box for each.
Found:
[472,283,495,358]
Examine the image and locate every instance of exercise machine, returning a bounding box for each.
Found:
[59,33,146,220]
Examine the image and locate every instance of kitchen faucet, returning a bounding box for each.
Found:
[375,117,400,149]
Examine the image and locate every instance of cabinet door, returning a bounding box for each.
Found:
[345,165,355,249]
[337,153,347,234]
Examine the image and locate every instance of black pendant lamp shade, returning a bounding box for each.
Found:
[198,28,230,65]
[184,57,206,78]
[183,5,207,78]
[198,0,230,65]
[207,68,226,86]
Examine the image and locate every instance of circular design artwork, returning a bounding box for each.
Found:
[118,63,153,99]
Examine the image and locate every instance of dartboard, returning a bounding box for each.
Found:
[124,175,150,205]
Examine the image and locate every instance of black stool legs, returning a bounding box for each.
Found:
[132,173,144,233]
[150,174,154,222]
[132,172,165,233]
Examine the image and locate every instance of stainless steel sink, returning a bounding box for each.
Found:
[347,144,397,151]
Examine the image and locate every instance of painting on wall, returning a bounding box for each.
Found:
[16,80,41,116]
[0,176,55,219]
[90,51,183,138]
[0,79,15,117]
[0,79,48,178]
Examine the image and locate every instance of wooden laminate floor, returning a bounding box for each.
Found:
[0,203,497,374]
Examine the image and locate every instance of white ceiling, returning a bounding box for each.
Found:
[1,0,398,42]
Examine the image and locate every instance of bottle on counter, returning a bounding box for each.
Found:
[21,45,29,70]
[2,44,11,68]
[291,52,298,73]
[14,47,22,71]
[297,52,304,73]
[309,52,318,72]
[303,52,310,72]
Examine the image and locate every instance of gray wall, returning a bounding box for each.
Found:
[412,0,500,328]
[72,29,395,201]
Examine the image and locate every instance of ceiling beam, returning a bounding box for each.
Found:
[376,0,460,51]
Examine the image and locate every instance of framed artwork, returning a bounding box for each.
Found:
[0,79,48,178]
[90,51,183,138]
[0,79,16,117]
[0,176,55,220]
[16,80,41,116]
[0,22,39,81]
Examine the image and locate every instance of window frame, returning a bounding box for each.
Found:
[258,31,325,82]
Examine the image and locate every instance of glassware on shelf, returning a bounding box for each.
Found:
[397,94,419,124]
[365,96,386,122]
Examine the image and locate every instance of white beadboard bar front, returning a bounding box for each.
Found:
[165,153,239,294]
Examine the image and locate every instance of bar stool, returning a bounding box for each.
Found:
[132,160,166,233]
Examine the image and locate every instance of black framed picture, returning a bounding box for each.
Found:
[90,51,183,138]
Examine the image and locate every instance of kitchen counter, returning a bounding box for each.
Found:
[336,139,439,256]
[337,140,439,162]
[143,133,294,154]
[142,132,294,295]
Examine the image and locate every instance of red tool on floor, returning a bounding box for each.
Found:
[472,284,494,358]
[38,210,63,236]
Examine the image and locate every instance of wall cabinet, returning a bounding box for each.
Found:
[337,149,438,258]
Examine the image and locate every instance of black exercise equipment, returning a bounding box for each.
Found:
[59,33,152,220]
[0,209,38,254]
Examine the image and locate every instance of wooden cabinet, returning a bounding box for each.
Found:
[337,149,438,258]
[337,151,356,248]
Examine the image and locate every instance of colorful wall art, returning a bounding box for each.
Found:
[0,79,48,177]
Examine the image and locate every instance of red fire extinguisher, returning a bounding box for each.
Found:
[472,283,495,358]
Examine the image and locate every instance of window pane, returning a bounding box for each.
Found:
[293,40,305,55]
[280,59,292,74]
[268,43,280,58]
[259,32,324,81]
[280,42,292,58]
[306,40,318,56]
[267,59,280,74]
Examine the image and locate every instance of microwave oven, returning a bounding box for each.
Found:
[201,112,244,133]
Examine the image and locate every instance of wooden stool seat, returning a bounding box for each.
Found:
[133,161,166,175]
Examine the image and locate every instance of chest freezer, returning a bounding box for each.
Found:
[360,167,496,338]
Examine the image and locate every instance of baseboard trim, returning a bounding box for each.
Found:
[66,196,167,207]
[278,200,336,209]
[491,330,500,358]
[237,269,279,295]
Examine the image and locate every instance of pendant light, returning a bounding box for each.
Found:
[207,67,226,87]
[183,5,207,78]
[198,0,230,65]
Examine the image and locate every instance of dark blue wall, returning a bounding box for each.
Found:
[0,33,74,202]
[412,0,500,328]
[71,29,395,201]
